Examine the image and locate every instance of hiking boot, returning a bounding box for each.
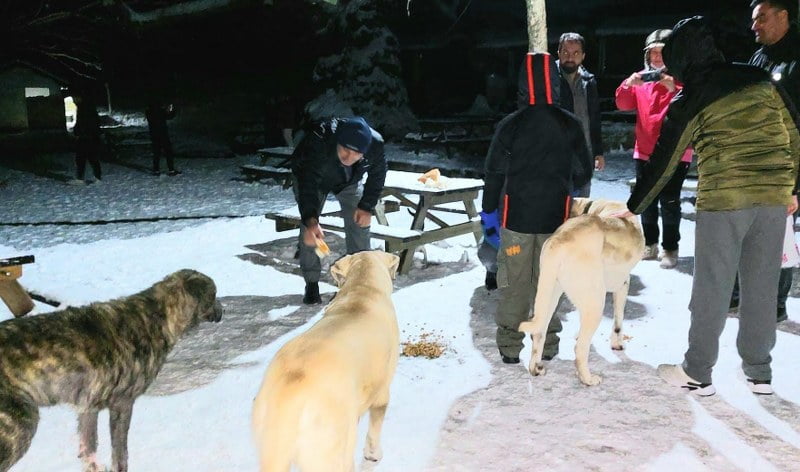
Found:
[151,170,161,176]
[167,169,182,176]
[777,305,788,323]
[746,378,773,395]
[657,364,716,396]
[485,271,498,291]
[642,243,659,260]
[659,250,679,269]
[303,282,321,305]
[67,178,86,186]
[500,352,520,364]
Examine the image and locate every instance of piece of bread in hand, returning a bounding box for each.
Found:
[418,168,440,183]
[315,238,330,258]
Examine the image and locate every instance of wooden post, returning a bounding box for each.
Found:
[0,265,34,317]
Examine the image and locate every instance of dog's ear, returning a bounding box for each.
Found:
[379,252,400,279]
[180,270,217,308]
[330,254,354,286]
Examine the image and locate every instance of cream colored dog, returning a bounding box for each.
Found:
[252,251,400,472]
[518,198,644,386]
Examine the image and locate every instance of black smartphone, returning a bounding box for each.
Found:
[640,70,662,82]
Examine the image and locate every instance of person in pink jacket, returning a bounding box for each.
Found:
[616,29,693,269]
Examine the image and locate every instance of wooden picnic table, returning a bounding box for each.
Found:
[256,146,294,165]
[264,170,483,274]
[0,255,35,317]
[375,170,483,273]
[240,146,296,186]
[405,115,498,158]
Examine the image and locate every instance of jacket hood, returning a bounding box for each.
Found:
[662,16,725,86]
[516,52,561,107]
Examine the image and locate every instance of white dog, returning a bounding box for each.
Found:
[519,198,644,386]
[252,251,400,472]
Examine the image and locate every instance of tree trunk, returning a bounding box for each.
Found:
[525,0,547,53]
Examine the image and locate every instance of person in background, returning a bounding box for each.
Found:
[482,52,592,365]
[730,0,800,322]
[618,17,800,397]
[145,99,180,176]
[556,32,605,197]
[615,29,694,270]
[264,94,298,148]
[69,91,102,185]
[291,116,386,304]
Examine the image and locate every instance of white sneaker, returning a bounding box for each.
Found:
[67,178,85,186]
[659,250,679,269]
[642,244,659,260]
[657,364,716,396]
[746,379,773,395]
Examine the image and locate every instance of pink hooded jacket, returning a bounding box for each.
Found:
[615,80,693,163]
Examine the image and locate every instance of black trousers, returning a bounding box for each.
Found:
[75,139,102,180]
[636,159,690,251]
[148,125,175,172]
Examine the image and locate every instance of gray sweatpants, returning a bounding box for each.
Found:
[684,206,784,384]
[495,228,562,358]
[295,182,370,283]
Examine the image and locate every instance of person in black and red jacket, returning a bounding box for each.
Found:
[481,52,593,364]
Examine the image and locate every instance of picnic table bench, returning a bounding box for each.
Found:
[404,116,497,158]
[0,255,35,317]
[239,146,296,186]
[264,170,483,274]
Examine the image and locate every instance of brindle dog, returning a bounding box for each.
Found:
[0,269,223,472]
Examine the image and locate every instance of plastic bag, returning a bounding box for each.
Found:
[781,215,799,268]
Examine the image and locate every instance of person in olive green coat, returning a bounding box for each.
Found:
[618,17,800,397]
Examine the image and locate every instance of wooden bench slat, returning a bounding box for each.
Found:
[265,212,422,243]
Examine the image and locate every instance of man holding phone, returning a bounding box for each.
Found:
[615,28,693,269]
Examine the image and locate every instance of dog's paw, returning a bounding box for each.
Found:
[529,362,546,376]
[364,445,383,462]
[610,333,626,351]
[610,343,625,351]
[580,374,602,386]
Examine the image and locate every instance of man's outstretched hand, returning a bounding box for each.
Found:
[303,219,325,246]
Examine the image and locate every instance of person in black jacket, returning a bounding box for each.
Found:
[145,99,179,176]
[731,0,800,322]
[481,52,593,364]
[69,92,102,185]
[292,116,387,304]
[556,32,605,197]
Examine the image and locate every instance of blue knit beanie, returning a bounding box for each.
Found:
[335,117,372,154]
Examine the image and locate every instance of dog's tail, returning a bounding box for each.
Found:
[524,239,564,332]
[0,390,39,472]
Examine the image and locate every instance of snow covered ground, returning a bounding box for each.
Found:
[1,147,799,471]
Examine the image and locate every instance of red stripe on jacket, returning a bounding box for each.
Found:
[526,54,535,105]
[543,55,553,104]
[502,194,509,228]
